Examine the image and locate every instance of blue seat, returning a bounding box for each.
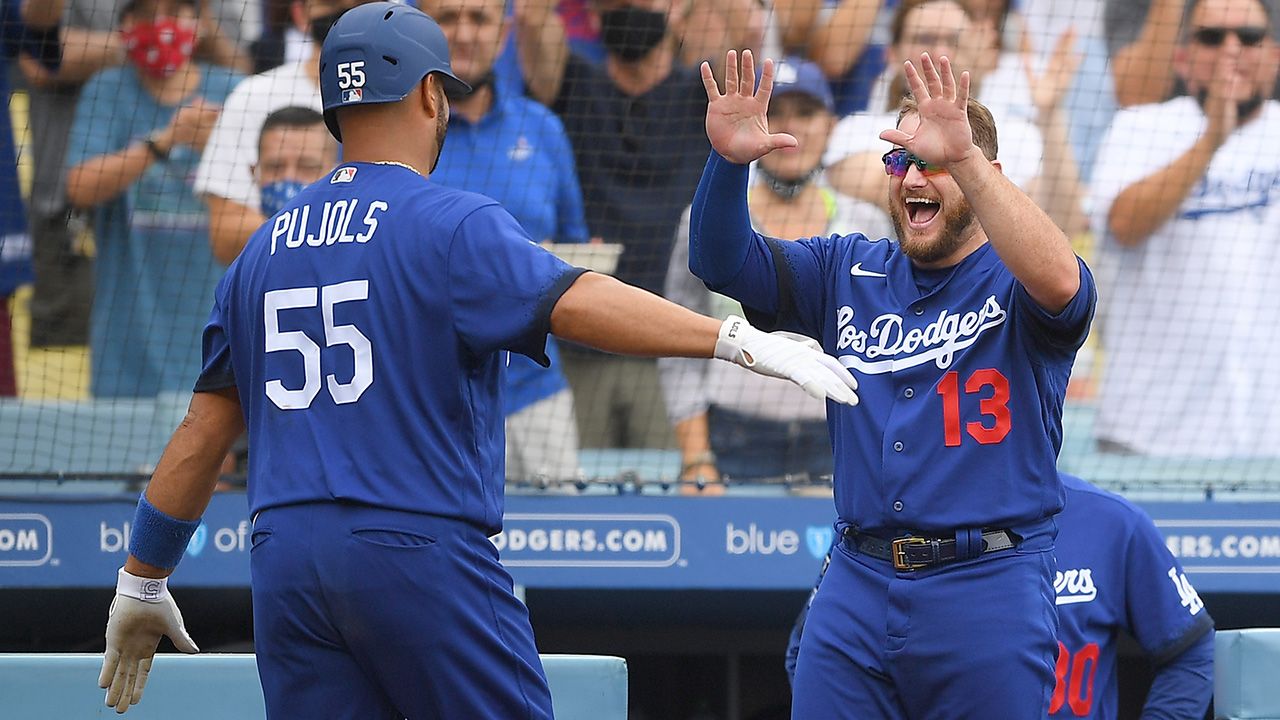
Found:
[0,652,627,719]
[1216,629,1280,719]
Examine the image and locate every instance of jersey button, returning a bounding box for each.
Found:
[913,305,924,315]
[904,388,914,398]
[893,441,904,452]
[893,501,904,512]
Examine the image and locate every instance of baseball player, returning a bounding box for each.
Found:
[693,50,1096,717]
[94,4,858,717]
[787,473,1216,719]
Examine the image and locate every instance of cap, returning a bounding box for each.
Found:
[769,56,835,113]
[319,2,470,141]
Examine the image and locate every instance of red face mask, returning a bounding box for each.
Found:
[121,17,196,79]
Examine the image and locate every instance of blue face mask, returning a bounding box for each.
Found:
[259,180,306,217]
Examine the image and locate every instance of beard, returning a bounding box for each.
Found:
[889,195,977,265]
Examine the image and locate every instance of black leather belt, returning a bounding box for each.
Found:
[842,527,1020,571]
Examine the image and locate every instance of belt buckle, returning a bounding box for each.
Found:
[891,536,931,571]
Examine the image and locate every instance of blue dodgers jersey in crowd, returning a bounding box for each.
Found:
[430,89,589,416]
[197,163,585,532]
[722,235,1095,533]
[1050,474,1213,719]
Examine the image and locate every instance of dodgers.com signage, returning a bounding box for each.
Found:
[0,495,1277,593]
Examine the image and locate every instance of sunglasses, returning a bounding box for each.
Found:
[881,148,948,178]
[1191,26,1268,47]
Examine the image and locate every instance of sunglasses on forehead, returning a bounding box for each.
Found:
[881,148,948,178]
[1192,26,1268,47]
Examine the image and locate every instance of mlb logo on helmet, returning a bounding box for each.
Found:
[342,88,363,103]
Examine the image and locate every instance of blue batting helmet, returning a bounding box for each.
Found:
[319,2,470,141]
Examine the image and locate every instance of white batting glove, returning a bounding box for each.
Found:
[99,568,199,714]
[714,316,859,406]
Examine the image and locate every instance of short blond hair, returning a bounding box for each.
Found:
[896,94,999,161]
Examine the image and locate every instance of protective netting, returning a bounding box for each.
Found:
[3,0,1278,496]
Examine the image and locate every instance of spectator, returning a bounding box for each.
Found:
[786,473,1216,720]
[659,57,892,491]
[424,0,589,483]
[513,0,758,449]
[253,106,339,217]
[0,1,63,395]
[64,0,241,397]
[825,0,1087,236]
[1090,0,1280,456]
[20,0,123,351]
[196,0,375,265]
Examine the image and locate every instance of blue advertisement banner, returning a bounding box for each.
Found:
[1,495,1278,593]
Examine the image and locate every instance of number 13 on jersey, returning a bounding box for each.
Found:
[937,368,1011,447]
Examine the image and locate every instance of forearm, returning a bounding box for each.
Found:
[197,31,251,74]
[674,413,716,472]
[1031,108,1087,235]
[22,0,65,28]
[66,139,162,209]
[809,0,880,78]
[682,0,766,66]
[125,388,245,578]
[514,0,567,106]
[1141,630,1214,720]
[1111,0,1185,107]
[950,149,1079,311]
[1108,135,1216,246]
[689,152,756,287]
[207,195,265,264]
[551,272,721,358]
[56,28,123,84]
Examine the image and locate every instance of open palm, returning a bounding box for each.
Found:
[879,53,976,166]
[701,50,797,164]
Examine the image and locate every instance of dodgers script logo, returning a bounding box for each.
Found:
[834,295,1007,374]
[1054,567,1098,605]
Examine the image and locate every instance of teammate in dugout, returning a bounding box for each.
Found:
[786,473,1216,719]
[92,4,861,717]
[693,50,1097,717]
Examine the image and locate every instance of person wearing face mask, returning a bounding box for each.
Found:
[513,0,763,451]
[253,106,339,216]
[63,0,241,398]
[660,58,892,492]
[195,0,381,265]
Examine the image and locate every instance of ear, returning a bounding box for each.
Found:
[420,74,444,118]
[990,159,1003,175]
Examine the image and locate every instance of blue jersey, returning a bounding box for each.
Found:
[1050,474,1214,719]
[700,163,1095,533]
[197,163,585,531]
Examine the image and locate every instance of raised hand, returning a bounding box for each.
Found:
[878,53,976,167]
[701,49,798,164]
[1023,27,1081,122]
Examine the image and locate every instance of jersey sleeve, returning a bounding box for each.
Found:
[1011,256,1097,353]
[1122,505,1215,663]
[194,273,237,392]
[734,235,834,340]
[447,204,587,365]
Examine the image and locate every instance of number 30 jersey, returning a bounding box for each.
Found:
[196,163,585,532]
[1050,474,1214,719]
[716,232,1096,534]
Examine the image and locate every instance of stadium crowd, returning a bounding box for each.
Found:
[4,0,1280,485]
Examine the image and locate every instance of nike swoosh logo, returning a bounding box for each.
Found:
[850,262,887,278]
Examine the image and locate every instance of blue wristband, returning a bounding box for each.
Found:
[128,493,201,570]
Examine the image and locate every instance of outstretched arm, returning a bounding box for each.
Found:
[881,53,1080,312]
[1141,629,1214,719]
[551,272,858,406]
